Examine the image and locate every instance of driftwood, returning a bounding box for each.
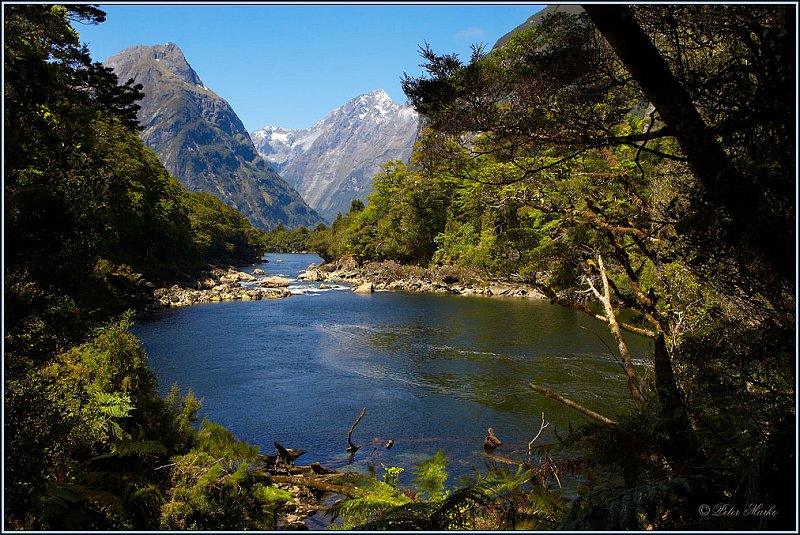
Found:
[310,462,337,475]
[346,407,366,453]
[267,475,361,498]
[274,441,305,466]
[529,383,618,426]
[483,428,503,449]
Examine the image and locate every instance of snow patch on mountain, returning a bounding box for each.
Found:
[252,89,420,222]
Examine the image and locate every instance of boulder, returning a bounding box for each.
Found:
[196,277,217,289]
[253,268,266,276]
[352,282,374,294]
[265,288,292,299]
[260,276,291,288]
[238,272,258,282]
[297,269,323,282]
[336,254,360,272]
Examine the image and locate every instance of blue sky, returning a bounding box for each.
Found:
[74,3,545,131]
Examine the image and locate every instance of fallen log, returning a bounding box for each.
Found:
[310,462,338,475]
[267,475,361,498]
[529,383,618,426]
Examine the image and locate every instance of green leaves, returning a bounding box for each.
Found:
[412,449,449,501]
[160,420,276,530]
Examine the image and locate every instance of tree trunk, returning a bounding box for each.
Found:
[581,5,737,197]
[653,333,705,466]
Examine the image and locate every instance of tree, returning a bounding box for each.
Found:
[4,6,274,529]
[582,4,794,318]
[400,5,794,529]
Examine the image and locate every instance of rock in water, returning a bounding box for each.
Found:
[259,276,291,288]
[352,282,374,294]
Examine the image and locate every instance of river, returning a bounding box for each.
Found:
[133,253,652,488]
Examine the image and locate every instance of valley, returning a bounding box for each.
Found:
[4,4,794,532]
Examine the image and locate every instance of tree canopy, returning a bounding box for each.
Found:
[4,5,272,529]
[315,5,795,529]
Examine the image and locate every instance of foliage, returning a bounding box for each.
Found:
[159,420,280,530]
[182,191,266,265]
[314,4,795,530]
[310,160,454,264]
[328,450,569,530]
[3,5,279,530]
[261,223,313,253]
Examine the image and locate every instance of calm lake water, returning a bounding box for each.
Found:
[133,253,652,484]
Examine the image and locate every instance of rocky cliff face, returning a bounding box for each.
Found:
[252,89,419,223]
[105,43,323,230]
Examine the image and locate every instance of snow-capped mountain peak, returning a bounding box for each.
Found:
[252,90,420,223]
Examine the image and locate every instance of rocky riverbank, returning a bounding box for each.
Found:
[298,255,547,299]
[149,254,548,310]
[150,265,293,309]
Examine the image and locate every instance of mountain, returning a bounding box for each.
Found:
[492,5,585,50]
[252,89,419,223]
[104,43,323,230]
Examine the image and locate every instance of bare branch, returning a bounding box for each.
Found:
[529,383,618,426]
[346,407,366,453]
[528,412,550,457]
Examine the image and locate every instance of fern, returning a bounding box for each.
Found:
[560,475,711,530]
[328,451,569,530]
[95,439,168,460]
[412,449,449,500]
[327,480,412,530]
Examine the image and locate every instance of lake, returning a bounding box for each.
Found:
[133,253,652,487]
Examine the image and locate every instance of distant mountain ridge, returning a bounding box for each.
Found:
[492,5,585,49]
[252,89,420,223]
[105,42,323,230]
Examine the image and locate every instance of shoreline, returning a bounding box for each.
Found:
[298,255,547,299]
[148,254,548,310]
[147,264,294,309]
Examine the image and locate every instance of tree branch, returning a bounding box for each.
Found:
[529,384,618,426]
[346,407,366,453]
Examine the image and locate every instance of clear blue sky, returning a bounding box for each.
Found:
[74,3,545,132]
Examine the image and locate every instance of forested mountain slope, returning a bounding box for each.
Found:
[105,43,323,230]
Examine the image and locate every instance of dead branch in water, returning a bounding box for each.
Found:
[528,383,618,426]
[528,412,550,457]
[347,407,366,453]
